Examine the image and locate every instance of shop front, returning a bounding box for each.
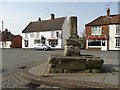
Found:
[86,35,108,51]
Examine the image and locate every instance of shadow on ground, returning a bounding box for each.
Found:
[101,64,119,73]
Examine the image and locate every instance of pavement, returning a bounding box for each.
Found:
[20,57,119,89]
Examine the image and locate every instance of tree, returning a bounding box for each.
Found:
[80,30,86,49]
[80,30,86,40]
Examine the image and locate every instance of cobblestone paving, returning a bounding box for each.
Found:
[2,72,29,88]
[2,72,119,90]
[2,72,60,89]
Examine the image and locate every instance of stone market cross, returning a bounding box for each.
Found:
[46,16,104,73]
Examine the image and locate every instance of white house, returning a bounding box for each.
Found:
[85,8,120,51]
[109,24,120,50]
[22,14,69,49]
[0,30,14,48]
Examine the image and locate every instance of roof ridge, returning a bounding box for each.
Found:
[85,14,120,26]
[32,17,66,23]
[22,16,66,33]
[102,14,120,17]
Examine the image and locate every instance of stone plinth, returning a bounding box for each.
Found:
[48,55,104,73]
[58,57,86,70]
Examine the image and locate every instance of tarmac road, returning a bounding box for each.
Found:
[1,48,119,89]
[2,48,63,77]
[1,48,119,77]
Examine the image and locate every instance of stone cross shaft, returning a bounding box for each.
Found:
[64,16,81,56]
[69,17,77,36]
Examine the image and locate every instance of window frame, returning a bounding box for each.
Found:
[91,26,102,35]
[36,32,40,38]
[34,39,41,44]
[56,32,59,38]
[116,25,120,35]
[116,37,120,48]
[88,40,101,47]
[51,31,55,38]
[24,40,28,47]
[25,33,28,39]
[48,39,58,47]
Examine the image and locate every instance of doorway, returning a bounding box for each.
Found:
[101,40,107,51]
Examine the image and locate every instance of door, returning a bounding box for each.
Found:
[101,40,107,51]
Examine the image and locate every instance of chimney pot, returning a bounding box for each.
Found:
[51,14,55,20]
[107,8,110,17]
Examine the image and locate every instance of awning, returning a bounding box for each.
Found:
[87,35,108,40]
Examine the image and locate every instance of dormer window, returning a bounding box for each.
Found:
[116,25,120,35]
[91,26,102,35]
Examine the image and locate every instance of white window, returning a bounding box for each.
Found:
[48,39,58,47]
[51,31,55,38]
[91,26,101,35]
[56,32,59,38]
[116,37,120,47]
[24,40,28,47]
[30,33,35,38]
[25,33,28,39]
[34,39,41,44]
[116,25,120,35]
[36,32,40,38]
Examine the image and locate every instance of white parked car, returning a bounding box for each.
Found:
[34,43,51,51]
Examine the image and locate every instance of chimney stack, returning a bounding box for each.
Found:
[51,14,55,20]
[38,17,41,21]
[107,8,110,17]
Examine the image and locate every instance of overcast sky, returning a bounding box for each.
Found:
[0,1,119,36]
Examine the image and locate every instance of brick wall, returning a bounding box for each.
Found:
[85,26,91,36]
[102,25,109,35]
[102,25,109,50]
[12,35,22,48]
[85,25,109,36]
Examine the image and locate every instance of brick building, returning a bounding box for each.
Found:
[85,8,120,51]
[0,30,22,48]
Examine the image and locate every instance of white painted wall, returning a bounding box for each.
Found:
[22,30,62,49]
[61,17,69,49]
[1,41,12,48]
[109,25,120,50]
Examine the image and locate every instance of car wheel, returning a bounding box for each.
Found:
[34,48,37,50]
[43,48,46,51]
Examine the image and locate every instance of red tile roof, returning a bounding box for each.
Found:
[22,17,66,33]
[0,31,15,41]
[85,14,120,26]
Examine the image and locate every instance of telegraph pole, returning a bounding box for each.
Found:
[1,21,4,48]
[2,21,4,31]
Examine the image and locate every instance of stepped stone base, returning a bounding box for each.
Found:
[48,54,104,73]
